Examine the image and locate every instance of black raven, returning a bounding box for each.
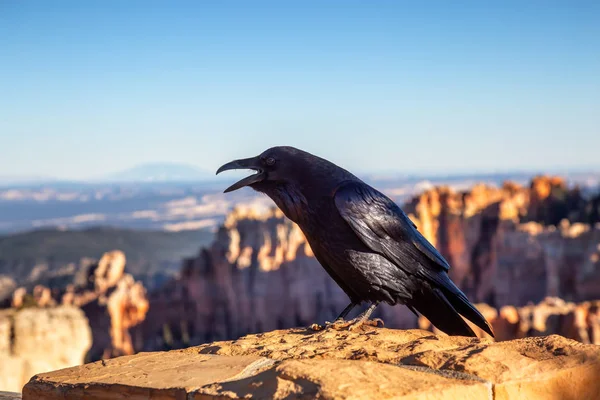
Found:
[216,146,494,337]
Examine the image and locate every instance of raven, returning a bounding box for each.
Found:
[216,146,494,337]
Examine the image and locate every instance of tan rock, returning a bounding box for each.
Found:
[0,306,91,393]
[4,250,149,363]
[105,276,149,357]
[38,250,150,361]
[11,288,26,308]
[94,250,127,292]
[32,285,55,307]
[0,276,17,304]
[24,352,274,400]
[197,358,489,400]
[24,327,600,400]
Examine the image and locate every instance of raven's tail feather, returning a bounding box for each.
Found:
[408,285,477,337]
[436,274,495,338]
[409,276,495,338]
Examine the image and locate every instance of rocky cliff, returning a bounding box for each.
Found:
[62,250,150,360]
[143,176,600,349]
[402,175,600,306]
[24,326,600,399]
[144,206,417,350]
[9,251,149,361]
[0,306,91,393]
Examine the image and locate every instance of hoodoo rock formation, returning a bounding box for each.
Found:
[7,251,149,361]
[61,251,150,359]
[402,176,600,306]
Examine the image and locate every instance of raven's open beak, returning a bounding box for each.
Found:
[216,156,265,193]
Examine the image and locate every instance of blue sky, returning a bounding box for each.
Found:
[1,1,599,180]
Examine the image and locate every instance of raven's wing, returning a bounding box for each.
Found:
[333,180,451,276]
[334,180,494,338]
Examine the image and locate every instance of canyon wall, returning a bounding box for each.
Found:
[403,176,600,306]
[143,206,416,350]
[144,176,600,349]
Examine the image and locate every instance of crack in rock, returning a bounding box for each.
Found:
[220,357,278,383]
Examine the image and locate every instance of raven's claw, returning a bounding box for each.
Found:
[309,323,325,331]
[310,318,384,332]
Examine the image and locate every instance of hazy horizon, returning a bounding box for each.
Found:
[2,160,600,185]
[2,1,599,180]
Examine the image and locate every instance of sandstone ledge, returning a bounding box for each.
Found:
[24,327,600,400]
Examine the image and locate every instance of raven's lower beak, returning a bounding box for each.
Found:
[216,156,265,193]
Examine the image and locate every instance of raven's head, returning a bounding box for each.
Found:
[216,146,316,194]
[217,146,353,221]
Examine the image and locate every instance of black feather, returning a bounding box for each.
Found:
[437,276,495,337]
[409,285,476,337]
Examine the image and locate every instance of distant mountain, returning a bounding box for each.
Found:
[104,162,216,182]
[0,175,61,186]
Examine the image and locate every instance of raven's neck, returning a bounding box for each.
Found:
[265,183,309,224]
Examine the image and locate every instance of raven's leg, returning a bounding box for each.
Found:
[354,302,378,322]
[318,302,356,330]
[335,302,356,321]
[328,302,384,331]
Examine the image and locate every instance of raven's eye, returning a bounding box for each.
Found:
[265,157,276,166]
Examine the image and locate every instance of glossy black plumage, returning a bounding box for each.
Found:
[216,146,494,337]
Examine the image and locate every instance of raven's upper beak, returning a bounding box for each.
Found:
[216,156,265,193]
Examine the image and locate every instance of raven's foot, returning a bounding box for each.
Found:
[312,317,384,331]
[308,320,345,331]
[309,323,325,331]
[331,317,384,331]
[309,303,383,332]
[353,317,384,330]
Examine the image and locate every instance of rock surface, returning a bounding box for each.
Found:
[0,306,91,393]
[24,327,600,400]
